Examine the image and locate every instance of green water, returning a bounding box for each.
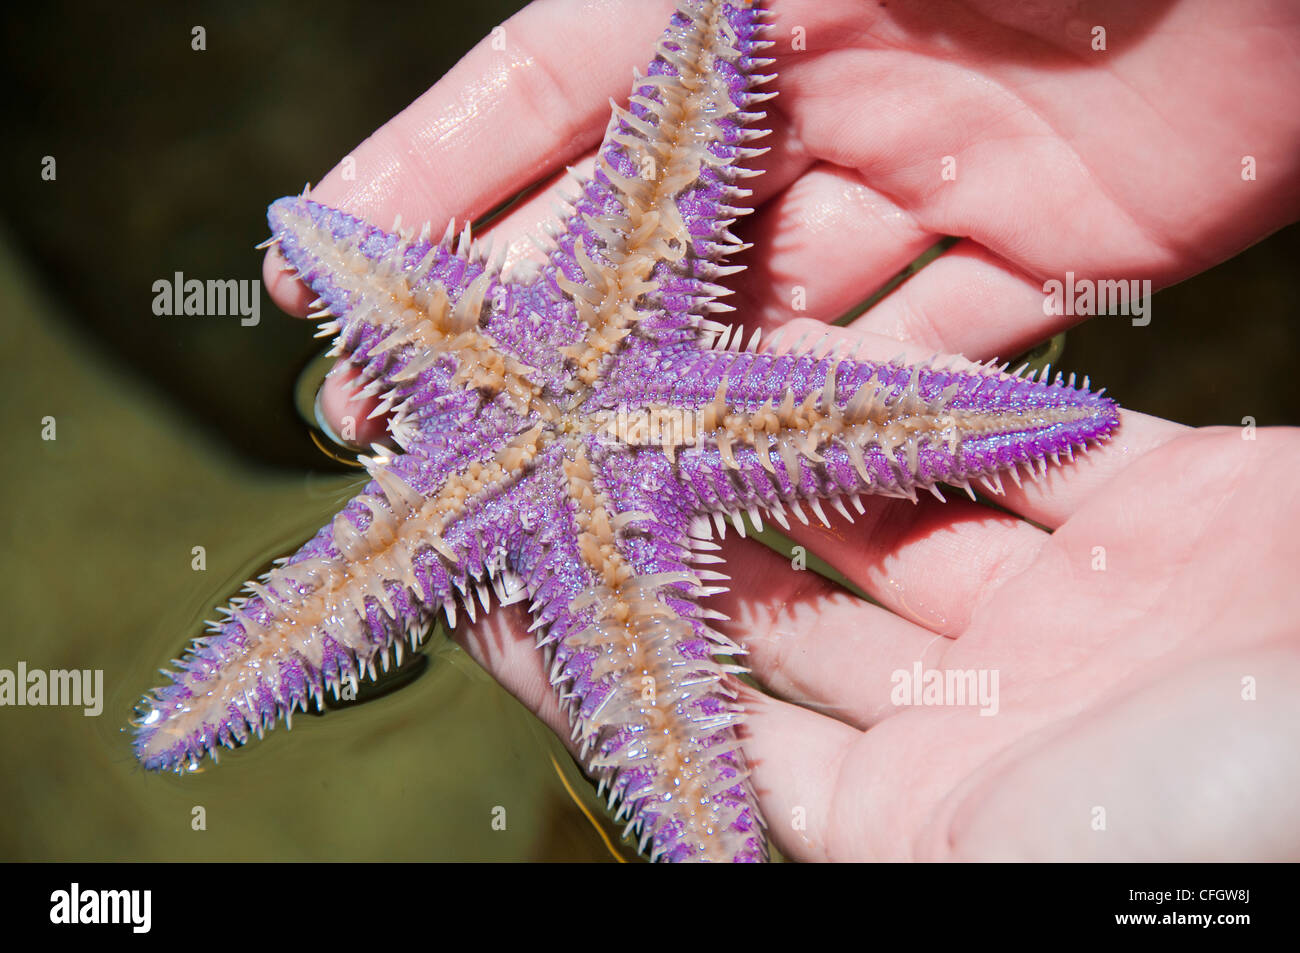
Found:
[0,229,629,861]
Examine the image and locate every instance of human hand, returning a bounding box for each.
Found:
[719,399,1300,860]
[264,0,1300,859]
[267,0,1300,442]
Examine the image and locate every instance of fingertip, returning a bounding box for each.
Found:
[263,247,315,318]
[317,362,391,449]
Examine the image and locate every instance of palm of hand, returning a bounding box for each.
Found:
[725,426,1300,860]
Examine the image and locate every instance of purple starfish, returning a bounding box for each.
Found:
[132,0,1120,862]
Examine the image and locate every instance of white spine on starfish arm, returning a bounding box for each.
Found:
[556,442,758,862]
[519,0,775,862]
[275,202,555,423]
[696,362,1100,490]
[647,344,1112,520]
[558,0,772,393]
[135,427,549,767]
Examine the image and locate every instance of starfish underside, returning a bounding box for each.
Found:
[133,0,1120,862]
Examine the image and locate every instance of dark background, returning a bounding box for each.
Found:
[4,1,544,469]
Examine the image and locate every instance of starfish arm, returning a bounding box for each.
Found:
[599,342,1121,524]
[518,0,774,390]
[520,437,765,862]
[267,196,566,433]
[133,428,549,772]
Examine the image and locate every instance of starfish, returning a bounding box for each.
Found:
[132,0,1120,862]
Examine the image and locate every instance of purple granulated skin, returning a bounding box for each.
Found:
[133,0,1119,863]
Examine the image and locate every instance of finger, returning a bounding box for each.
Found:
[755,494,1049,635]
[984,408,1188,529]
[265,0,684,315]
[456,569,903,862]
[730,408,1179,644]
[790,43,1183,287]
[736,685,860,862]
[454,601,570,743]
[740,683,1022,862]
[488,156,599,275]
[730,163,940,331]
[316,362,388,450]
[853,239,1077,359]
[713,521,945,729]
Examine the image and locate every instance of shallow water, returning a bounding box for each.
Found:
[0,230,630,860]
